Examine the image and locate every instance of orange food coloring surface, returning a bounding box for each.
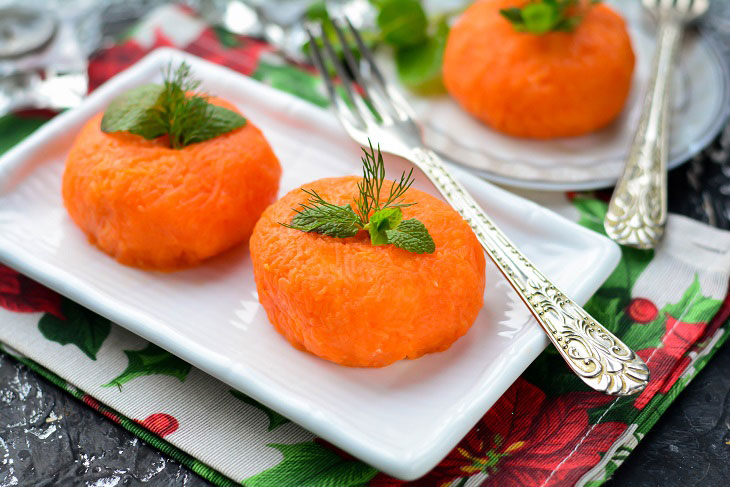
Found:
[62,97,281,271]
[250,177,486,367]
[443,0,635,138]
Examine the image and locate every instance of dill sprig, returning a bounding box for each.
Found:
[101,61,246,149]
[355,140,415,224]
[282,189,361,238]
[282,141,435,254]
[156,63,209,149]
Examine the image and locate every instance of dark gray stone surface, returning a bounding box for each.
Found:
[606,340,730,487]
[0,353,208,487]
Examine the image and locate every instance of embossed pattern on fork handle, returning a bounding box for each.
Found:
[604,19,682,249]
[411,148,650,396]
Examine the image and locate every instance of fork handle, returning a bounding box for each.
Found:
[604,18,682,249]
[409,147,649,396]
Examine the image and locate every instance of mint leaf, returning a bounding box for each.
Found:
[500,0,588,34]
[522,3,559,34]
[179,103,246,146]
[305,1,329,22]
[377,0,428,48]
[395,20,449,95]
[101,84,166,139]
[385,219,435,254]
[101,62,247,149]
[499,7,524,24]
[368,207,403,245]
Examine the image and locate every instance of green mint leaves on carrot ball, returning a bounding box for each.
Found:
[500,0,601,34]
[101,62,246,149]
[282,142,436,254]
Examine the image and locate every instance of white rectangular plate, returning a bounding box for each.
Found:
[0,48,620,480]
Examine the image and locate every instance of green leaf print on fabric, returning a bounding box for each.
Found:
[573,196,654,340]
[38,298,111,360]
[0,114,49,156]
[102,343,191,389]
[230,390,290,431]
[663,275,722,324]
[213,26,241,48]
[252,62,329,108]
[587,396,637,425]
[243,442,377,487]
[621,275,722,351]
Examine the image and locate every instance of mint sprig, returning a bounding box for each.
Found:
[385,218,435,254]
[500,0,601,34]
[282,141,435,254]
[101,62,246,149]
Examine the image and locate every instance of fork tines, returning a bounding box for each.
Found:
[304,17,413,129]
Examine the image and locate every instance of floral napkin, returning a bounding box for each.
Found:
[2,4,730,486]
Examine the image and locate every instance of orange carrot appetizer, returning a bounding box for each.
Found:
[63,63,281,270]
[250,146,485,367]
[443,0,635,138]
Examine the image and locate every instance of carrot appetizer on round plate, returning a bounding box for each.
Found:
[63,63,281,271]
[250,144,486,367]
[443,0,635,139]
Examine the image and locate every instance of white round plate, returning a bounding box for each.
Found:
[405,0,730,191]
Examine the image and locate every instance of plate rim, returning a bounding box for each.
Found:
[0,47,622,480]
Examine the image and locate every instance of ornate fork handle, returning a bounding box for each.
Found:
[410,147,650,396]
[604,18,682,249]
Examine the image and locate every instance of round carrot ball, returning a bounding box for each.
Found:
[443,0,635,138]
[62,97,281,271]
[250,177,486,367]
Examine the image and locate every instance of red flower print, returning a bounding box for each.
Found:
[394,379,623,487]
[0,264,62,317]
[634,315,707,409]
[88,30,175,92]
[369,473,404,487]
[634,347,691,409]
[137,413,179,437]
[627,298,658,323]
[185,29,272,76]
[82,395,120,423]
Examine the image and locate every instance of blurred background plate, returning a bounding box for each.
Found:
[400,0,730,191]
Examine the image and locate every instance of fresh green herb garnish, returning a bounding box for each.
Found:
[375,0,428,48]
[394,19,449,94]
[101,62,247,149]
[282,141,435,254]
[373,0,450,94]
[303,0,450,94]
[500,0,601,34]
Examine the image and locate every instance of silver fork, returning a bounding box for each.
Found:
[306,19,650,396]
[604,0,710,249]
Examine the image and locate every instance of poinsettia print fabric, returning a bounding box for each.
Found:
[0,264,61,318]
[2,4,730,487]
